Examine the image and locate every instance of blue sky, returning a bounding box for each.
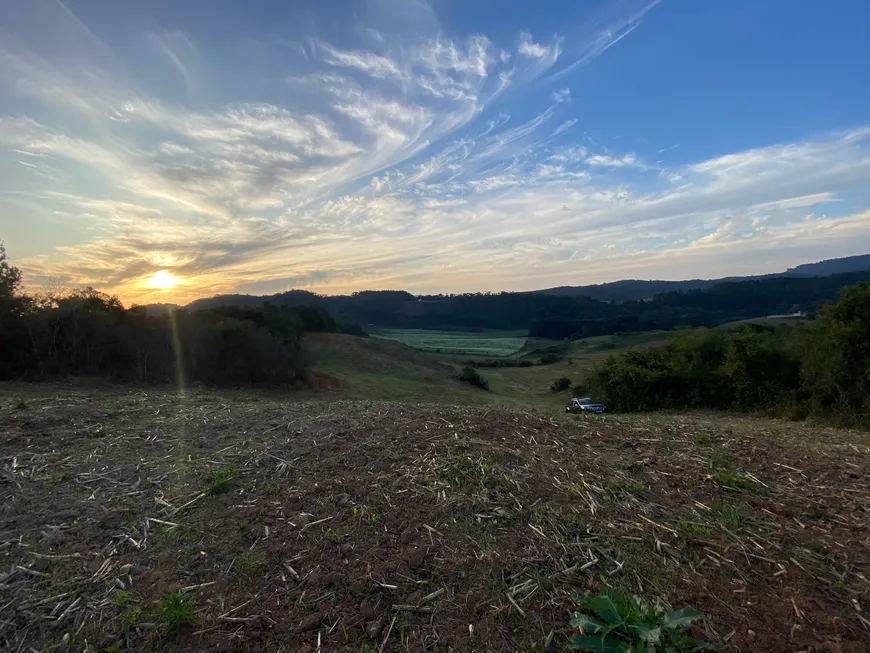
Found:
[1,0,869,303]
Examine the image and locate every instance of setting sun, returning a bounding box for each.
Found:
[145,269,181,290]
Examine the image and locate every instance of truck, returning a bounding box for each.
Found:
[566,397,607,414]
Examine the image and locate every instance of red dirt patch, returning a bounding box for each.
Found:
[307,371,344,392]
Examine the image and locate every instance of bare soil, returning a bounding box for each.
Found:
[1,385,869,652]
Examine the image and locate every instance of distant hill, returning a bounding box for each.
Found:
[784,254,870,277]
[534,254,870,301]
[178,266,870,338]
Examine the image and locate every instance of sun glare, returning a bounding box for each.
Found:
[146,269,181,290]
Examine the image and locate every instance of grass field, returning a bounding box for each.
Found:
[299,330,675,412]
[373,329,528,356]
[2,386,868,652]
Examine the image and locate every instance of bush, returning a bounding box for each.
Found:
[459,366,489,390]
[550,376,572,392]
[540,353,563,365]
[338,321,368,337]
[586,283,870,421]
[573,381,591,398]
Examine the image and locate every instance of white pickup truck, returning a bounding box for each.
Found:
[566,397,607,414]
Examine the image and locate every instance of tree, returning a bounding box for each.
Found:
[801,282,870,415]
[0,242,23,301]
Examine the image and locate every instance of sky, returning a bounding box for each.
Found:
[1,0,870,305]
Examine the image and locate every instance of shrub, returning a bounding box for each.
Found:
[458,366,489,390]
[550,376,572,392]
[568,587,712,651]
[540,353,563,365]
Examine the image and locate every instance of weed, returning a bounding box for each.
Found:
[14,398,28,410]
[693,433,711,445]
[709,450,733,470]
[42,471,73,489]
[712,469,752,490]
[710,499,745,531]
[442,456,495,488]
[678,521,711,539]
[158,591,195,634]
[119,605,143,630]
[236,548,262,577]
[806,539,827,554]
[568,587,713,651]
[202,464,239,495]
[565,482,586,496]
[609,481,645,496]
[115,590,133,607]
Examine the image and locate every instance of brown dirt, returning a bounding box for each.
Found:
[1,386,869,652]
[307,371,344,393]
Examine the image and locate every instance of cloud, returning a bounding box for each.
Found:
[3,0,869,303]
[148,30,196,95]
[317,42,405,80]
[518,32,552,59]
[585,153,640,168]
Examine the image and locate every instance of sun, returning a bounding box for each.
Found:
[145,269,182,291]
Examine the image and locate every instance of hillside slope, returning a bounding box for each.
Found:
[302,333,478,403]
[2,388,868,652]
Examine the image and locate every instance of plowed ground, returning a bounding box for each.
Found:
[2,386,869,652]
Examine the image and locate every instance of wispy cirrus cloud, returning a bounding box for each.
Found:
[1,0,869,304]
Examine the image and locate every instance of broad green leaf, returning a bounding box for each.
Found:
[588,588,626,626]
[661,608,702,630]
[568,634,625,653]
[627,622,662,643]
[570,613,606,634]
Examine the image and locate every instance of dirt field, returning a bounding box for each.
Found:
[2,385,869,652]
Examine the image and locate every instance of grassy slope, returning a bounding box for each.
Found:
[302,333,484,403]
[303,330,676,412]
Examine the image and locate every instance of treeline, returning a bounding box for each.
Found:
[187,270,870,336]
[0,246,337,385]
[587,283,870,421]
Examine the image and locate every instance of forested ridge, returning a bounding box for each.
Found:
[187,269,870,336]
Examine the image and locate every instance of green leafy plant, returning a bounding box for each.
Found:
[158,591,195,634]
[568,587,714,652]
[202,464,239,495]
